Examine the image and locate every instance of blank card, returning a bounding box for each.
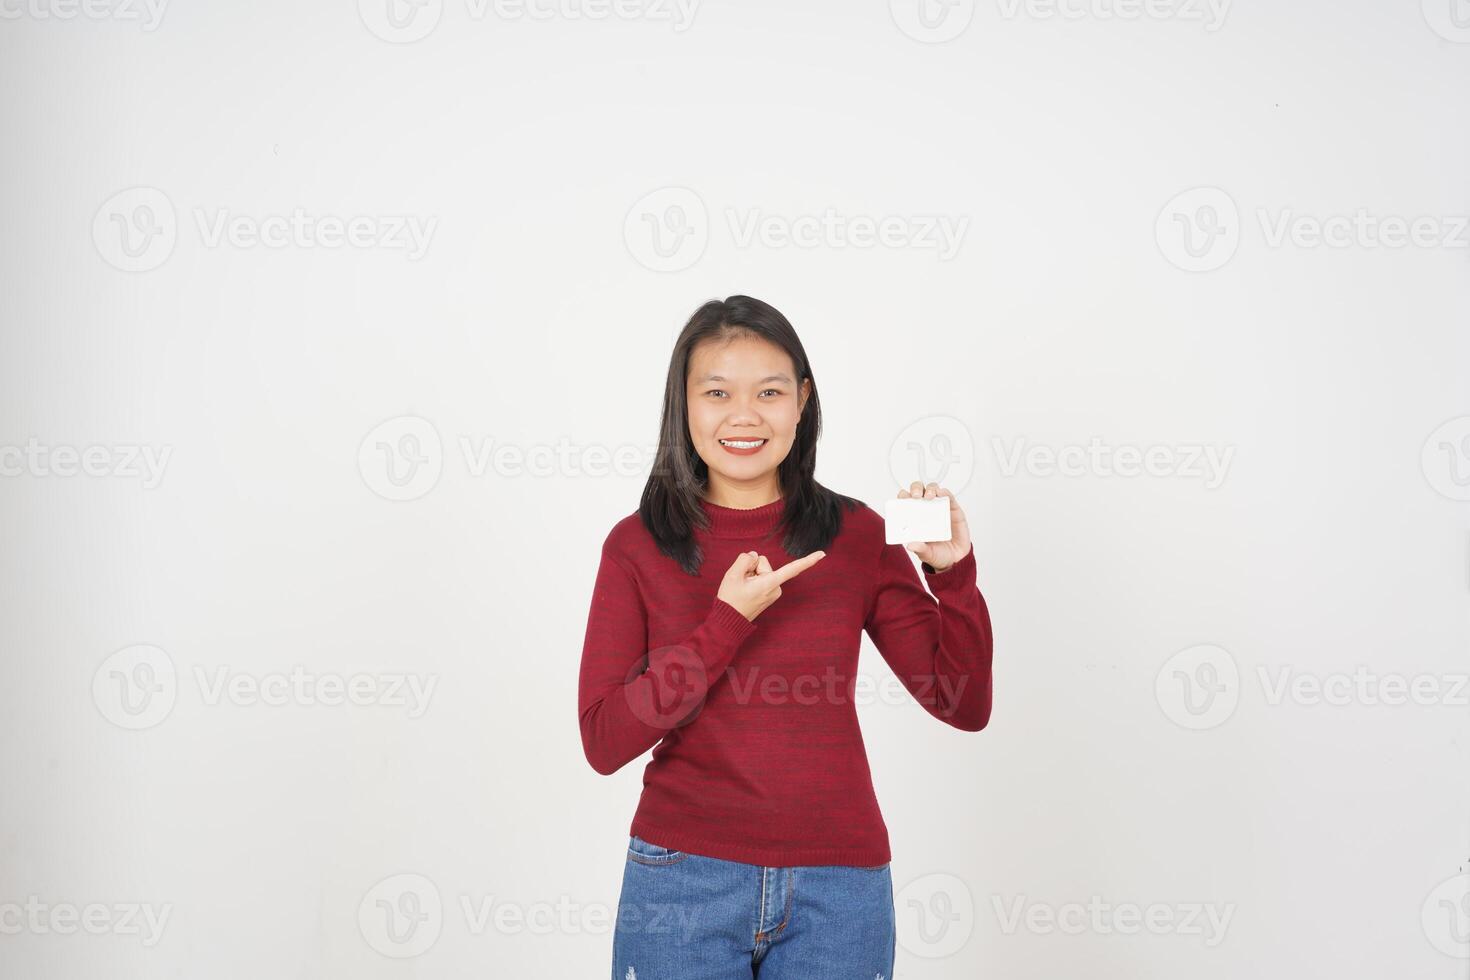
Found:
[883,496,952,545]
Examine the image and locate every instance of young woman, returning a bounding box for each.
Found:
[577,295,994,979]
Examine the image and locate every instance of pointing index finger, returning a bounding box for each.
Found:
[771,550,826,584]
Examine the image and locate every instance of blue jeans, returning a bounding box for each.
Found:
[611,834,896,979]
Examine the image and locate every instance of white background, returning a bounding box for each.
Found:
[2,0,1468,977]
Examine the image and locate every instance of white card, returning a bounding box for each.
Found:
[883,496,952,545]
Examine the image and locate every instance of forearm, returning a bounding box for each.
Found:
[920,550,994,730]
[578,595,755,775]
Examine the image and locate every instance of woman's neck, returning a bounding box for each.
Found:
[702,480,782,510]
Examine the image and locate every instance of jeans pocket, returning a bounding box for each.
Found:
[627,834,689,866]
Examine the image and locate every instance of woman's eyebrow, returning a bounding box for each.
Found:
[695,374,793,384]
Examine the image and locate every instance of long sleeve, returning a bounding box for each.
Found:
[863,543,993,731]
[577,538,758,775]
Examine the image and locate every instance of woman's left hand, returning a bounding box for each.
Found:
[898,482,972,573]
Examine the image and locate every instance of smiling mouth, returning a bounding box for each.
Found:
[718,438,768,449]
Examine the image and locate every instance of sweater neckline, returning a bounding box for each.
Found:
[698,495,786,539]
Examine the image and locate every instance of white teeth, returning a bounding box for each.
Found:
[720,439,765,448]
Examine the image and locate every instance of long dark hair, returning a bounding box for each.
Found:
[640,295,861,576]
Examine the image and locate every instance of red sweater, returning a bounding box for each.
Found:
[577,494,993,868]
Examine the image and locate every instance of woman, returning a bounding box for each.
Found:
[577,295,994,979]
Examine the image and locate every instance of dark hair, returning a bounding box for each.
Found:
[640,294,862,576]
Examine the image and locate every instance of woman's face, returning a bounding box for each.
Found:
[686,335,810,493]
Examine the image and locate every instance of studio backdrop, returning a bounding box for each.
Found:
[1,1,1468,977]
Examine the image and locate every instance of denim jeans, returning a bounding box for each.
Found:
[611,834,896,979]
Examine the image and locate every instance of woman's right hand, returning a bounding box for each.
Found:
[717,549,826,622]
